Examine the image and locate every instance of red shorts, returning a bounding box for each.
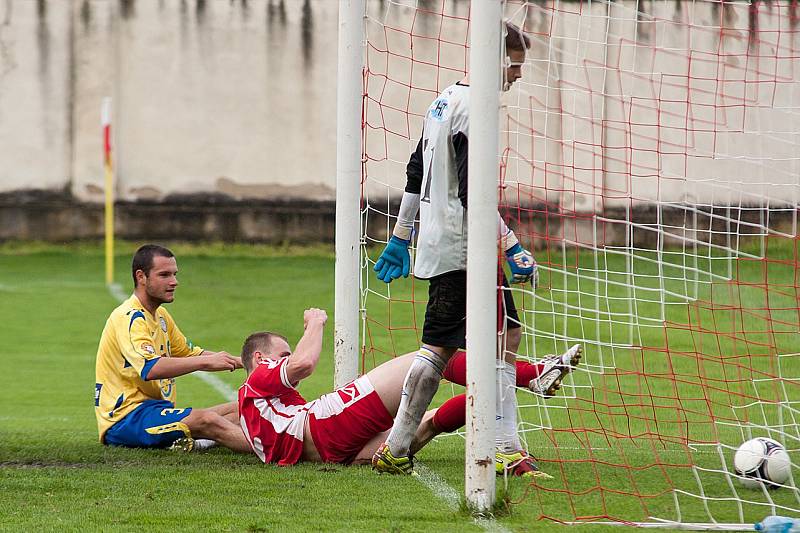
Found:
[307,375,393,464]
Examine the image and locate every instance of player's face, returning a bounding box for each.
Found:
[503,48,526,91]
[144,255,179,305]
[267,338,292,359]
[255,338,292,364]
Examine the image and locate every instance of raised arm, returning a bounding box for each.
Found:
[284,308,328,384]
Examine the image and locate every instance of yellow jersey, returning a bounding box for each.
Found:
[94,294,204,441]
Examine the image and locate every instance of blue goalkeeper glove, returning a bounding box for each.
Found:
[505,243,539,287]
[374,236,411,283]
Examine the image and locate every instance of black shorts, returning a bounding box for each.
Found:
[420,270,521,348]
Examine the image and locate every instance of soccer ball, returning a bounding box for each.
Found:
[733,437,792,489]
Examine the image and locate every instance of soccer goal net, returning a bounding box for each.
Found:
[357,0,799,526]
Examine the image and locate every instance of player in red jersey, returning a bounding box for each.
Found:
[238,308,582,467]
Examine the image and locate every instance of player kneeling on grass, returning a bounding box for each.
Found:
[237,307,582,469]
[94,244,250,453]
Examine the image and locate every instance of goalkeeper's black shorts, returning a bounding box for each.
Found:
[420,269,520,349]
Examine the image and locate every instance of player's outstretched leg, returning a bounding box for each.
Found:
[178,408,251,453]
[443,344,583,398]
[528,344,582,398]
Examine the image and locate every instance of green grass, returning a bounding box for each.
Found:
[0,240,798,530]
[360,237,800,525]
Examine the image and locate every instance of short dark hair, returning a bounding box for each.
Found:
[241,332,288,373]
[131,244,175,288]
[505,22,530,52]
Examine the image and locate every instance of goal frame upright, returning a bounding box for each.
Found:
[334,0,365,389]
[465,0,504,513]
[334,0,503,512]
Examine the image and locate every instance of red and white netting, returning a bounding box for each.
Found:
[361,0,800,525]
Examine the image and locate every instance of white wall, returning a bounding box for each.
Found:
[0,0,798,211]
[0,0,338,202]
[364,0,800,213]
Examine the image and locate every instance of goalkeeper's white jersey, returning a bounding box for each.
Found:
[412,82,470,279]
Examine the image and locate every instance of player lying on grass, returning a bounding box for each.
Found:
[94,244,250,452]
[237,307,581,471]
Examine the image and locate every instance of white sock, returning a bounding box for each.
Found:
[193,439,218,451]
[386,348,446,457]
[496,361,521,452]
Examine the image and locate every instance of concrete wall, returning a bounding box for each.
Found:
[0,0,797,242]
[0,0,338,203]
[364,0,800,211]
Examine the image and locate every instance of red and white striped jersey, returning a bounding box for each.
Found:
[238,357,308,466]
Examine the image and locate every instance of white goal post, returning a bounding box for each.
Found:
[334,0,365,389]
[333,0,503,512]
[464,0,503,512]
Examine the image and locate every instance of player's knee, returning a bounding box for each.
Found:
[185,408,225,436]
[407,357,443,397]
[418,345,452,374]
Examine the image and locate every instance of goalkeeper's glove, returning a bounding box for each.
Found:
[374,236,411,283]
[505,243,539,288]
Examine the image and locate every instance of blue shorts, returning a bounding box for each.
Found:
[104,400,193,448]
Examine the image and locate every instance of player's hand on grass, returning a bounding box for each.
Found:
[374,236,411,283]
[505,243,539,288]
[303,308,328,328]
[204,351,243,372]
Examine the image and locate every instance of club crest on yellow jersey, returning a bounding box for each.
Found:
[160,378,174,398]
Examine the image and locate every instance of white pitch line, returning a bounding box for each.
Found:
[568,521,752,531]
[107,282,128,302]
[105,284,509,532]
[194,371,237,402]
[415,463,512,533]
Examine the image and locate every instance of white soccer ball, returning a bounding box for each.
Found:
[733,437,792,489]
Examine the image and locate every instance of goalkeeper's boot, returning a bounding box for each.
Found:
[372,443,415,475]
[168,437,195,452]
[495,450,553,480]
[529,344,583,398]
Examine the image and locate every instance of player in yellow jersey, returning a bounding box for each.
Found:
[95,244,249,451]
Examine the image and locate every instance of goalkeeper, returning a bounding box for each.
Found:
[371,22,552,477]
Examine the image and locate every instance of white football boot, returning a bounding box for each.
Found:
[529,344,582,398]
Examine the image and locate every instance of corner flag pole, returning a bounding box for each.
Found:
[465,0,503,513]
[102,97,114,286]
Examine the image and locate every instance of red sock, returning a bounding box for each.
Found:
[432,393,466,433]
[442,350,468,386]
[515,360,544,386]
[443,350,543,387]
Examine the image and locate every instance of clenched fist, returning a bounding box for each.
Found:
[303,308,328,329]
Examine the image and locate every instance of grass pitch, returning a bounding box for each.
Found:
[0,241,797,531]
